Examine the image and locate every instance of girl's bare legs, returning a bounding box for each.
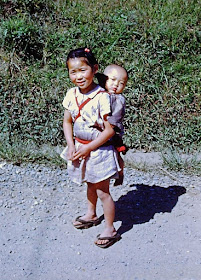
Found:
[73,179,117,245]
[73,183,98,226]
[94,179,117,245]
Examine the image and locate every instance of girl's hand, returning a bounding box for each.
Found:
[72,118,114,161]
[72,144,91,161]
[67,145,76,160]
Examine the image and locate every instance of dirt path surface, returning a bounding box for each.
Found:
[1,157,201,280]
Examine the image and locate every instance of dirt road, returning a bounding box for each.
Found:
[1,159,201,280]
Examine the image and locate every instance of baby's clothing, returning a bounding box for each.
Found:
[107,93,125,136]
[107,93,126,151]
[62,85,120,184]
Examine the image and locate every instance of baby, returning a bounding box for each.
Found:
[102,64,128,185]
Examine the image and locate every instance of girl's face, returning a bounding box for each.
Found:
[67,57,98,94]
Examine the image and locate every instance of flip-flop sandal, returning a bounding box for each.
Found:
[73,216,102,229]
[95,233,121,248]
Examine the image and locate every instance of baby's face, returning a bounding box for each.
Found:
[104,67,127,94]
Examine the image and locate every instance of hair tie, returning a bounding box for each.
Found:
[84,48,90,53]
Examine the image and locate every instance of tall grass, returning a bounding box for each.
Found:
[0,0,200,166]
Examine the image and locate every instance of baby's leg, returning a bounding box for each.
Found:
[118,153,124,177]
[114,153,124,186]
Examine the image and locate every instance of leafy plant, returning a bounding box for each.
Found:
[0,0,200,167]
[161,148,201,174]
[0,0,55,17]
[0,15,44,59]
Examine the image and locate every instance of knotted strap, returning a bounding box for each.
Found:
[74,89,105,122]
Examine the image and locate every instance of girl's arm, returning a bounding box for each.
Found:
[63,109,75,160]
[72,117,115,160]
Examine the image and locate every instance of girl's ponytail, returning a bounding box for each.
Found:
[95,73,108,89]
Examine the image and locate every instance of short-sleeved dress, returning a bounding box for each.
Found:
[62,85,120,185]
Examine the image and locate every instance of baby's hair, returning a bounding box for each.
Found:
[66,47,98,69]
[104,64,129,79]
[96,64,128,89]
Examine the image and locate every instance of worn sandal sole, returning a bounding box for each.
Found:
[95,233,122,248]
[73,216,102,229]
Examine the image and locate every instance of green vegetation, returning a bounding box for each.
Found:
[0,0,200,171]
[161,148,201,173]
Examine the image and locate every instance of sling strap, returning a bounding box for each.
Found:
[73,89,127,152]
[74,137,91,144]
[74,88,113,148]
[75,136,112,147]
[74,89,105,122]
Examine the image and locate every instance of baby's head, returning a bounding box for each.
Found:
[104,64,128,94]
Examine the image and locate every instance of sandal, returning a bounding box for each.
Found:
[73,216,102,229]
[95,233,121,248]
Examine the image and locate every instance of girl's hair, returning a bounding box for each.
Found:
[66,47,98,69]
[95,73,108,89]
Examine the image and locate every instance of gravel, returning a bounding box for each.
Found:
[0,159,201,280]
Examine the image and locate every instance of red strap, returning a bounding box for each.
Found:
[74,97,91,121]
[75,137,92,144]
[74,89,105,121]
[116,146,126,152]
[75,137,111,147]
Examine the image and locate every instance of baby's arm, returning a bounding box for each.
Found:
[72,117,115,160]
[63,109,75,160]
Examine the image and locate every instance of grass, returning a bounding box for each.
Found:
[161,148,201,175]
[0,0,200,171]
[0,136,65,167]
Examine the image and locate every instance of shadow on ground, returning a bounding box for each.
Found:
[114,184,186,235]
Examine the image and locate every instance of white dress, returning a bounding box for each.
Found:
[62,85,120,184]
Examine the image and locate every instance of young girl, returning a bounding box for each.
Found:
[62,47,121,248]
